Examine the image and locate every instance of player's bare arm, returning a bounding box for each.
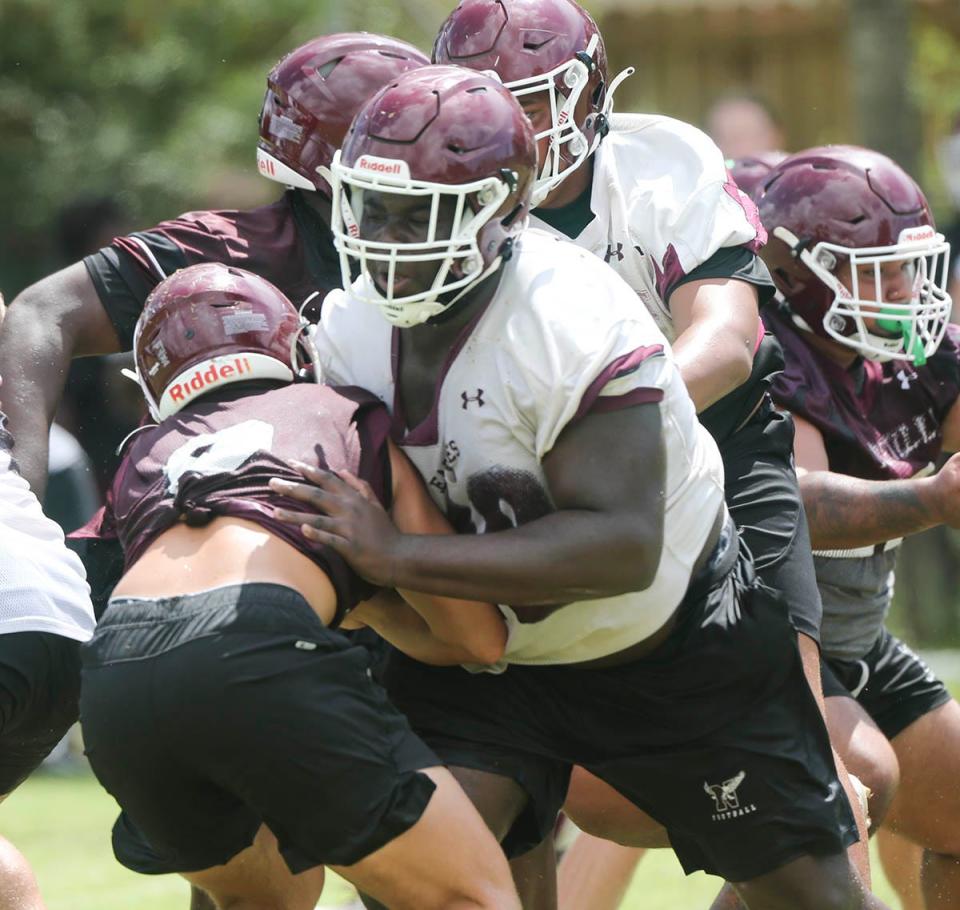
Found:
[792,411,960,547]
[668,276,758,413]
[0,263,121,495]
[273,403,666,608]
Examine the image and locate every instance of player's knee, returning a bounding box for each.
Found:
[857,754,899,831]
[741,852,867,910]
[0,839,42,910]
[921,834,960,861]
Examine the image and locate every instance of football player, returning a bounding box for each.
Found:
[758,145,960,910]
[0,32,428,500]
[279,64,872,910]
[78,263,518,910]
[0,293,95,910]
[432,0,873,904]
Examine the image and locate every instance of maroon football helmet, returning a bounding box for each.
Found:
[758,145,952,364]
[134,263,318,420]
[331,65,537,327]
[433,0,632,205]
[257,33,429,196]
[727,150,788,204]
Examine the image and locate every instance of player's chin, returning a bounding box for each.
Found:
[372,270,422,299]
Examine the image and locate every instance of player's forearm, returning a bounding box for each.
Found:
[671,324,754,413]
[800,470,943,550]
[395,587,506,666]
[0,298,72,496]
[355,591,503,666]
[388,510,662,608]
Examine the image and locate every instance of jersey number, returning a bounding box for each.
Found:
[164,420,275,493]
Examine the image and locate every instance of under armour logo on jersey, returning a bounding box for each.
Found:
[704,770,757,821]
[461,390,485,409]
[605,243,624,263]
[896,369,913,390]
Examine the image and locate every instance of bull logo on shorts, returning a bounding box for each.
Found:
[704,770,756,821]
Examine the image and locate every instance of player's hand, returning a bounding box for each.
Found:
[932,452,960,528]
[269,461,401,586]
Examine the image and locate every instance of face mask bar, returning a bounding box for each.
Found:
[292,293,324,383]
[504,36,633,207]
[775,226,952,364]
[330,150,512,327]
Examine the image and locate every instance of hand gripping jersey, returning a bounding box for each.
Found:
[529,112,779,442]
[84,191,339,348]
[765,303,960,659]
[0,413,94,641]
[315,230,725,666]
[104,383,391,622]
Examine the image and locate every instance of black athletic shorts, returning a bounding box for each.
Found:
[0,631,81,794]
[80,584,438,876]
[383,524,857,883]
[722,399,823,643]
[821,628,953,740]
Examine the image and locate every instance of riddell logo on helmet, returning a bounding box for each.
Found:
[355,155,410,180]
[898,226,936,244]
[258,157,277,177]
[168,358,252,404]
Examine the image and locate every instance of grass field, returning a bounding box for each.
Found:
[9,659,958,910]
[0,772,902,910]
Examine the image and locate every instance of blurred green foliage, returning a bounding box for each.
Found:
[0,0,457,291]
[913,22,960,216]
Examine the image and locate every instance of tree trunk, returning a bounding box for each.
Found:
[847,0,920,178]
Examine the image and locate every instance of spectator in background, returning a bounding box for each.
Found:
[705,92,786,160]
[936,115,960,307]
[44,422,99,535]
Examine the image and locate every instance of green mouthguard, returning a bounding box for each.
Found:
[877,308,925,365]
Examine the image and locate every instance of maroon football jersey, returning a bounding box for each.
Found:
[84,191,339,348]
[103,382,390,620]
[764,302,960,479]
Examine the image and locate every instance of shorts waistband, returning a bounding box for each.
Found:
[685,508,740,605]
[88,584,326,664]
[812,538,902,560]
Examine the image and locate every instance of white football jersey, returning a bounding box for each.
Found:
[530,113,764,341]
[316,230,724,666]
[0,419,94,641]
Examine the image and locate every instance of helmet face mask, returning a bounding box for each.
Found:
[133,264,320,421]
[782,226,952,365]
[433,0,632,207]
[759,145,953,366]
[331,152,513,327]
[331,66,536,329]
[503,33,602,205]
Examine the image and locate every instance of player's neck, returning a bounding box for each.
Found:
[405,272,501,353]
[295,190,332,226]
[804,330,859,370]
[536,158,594,210]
